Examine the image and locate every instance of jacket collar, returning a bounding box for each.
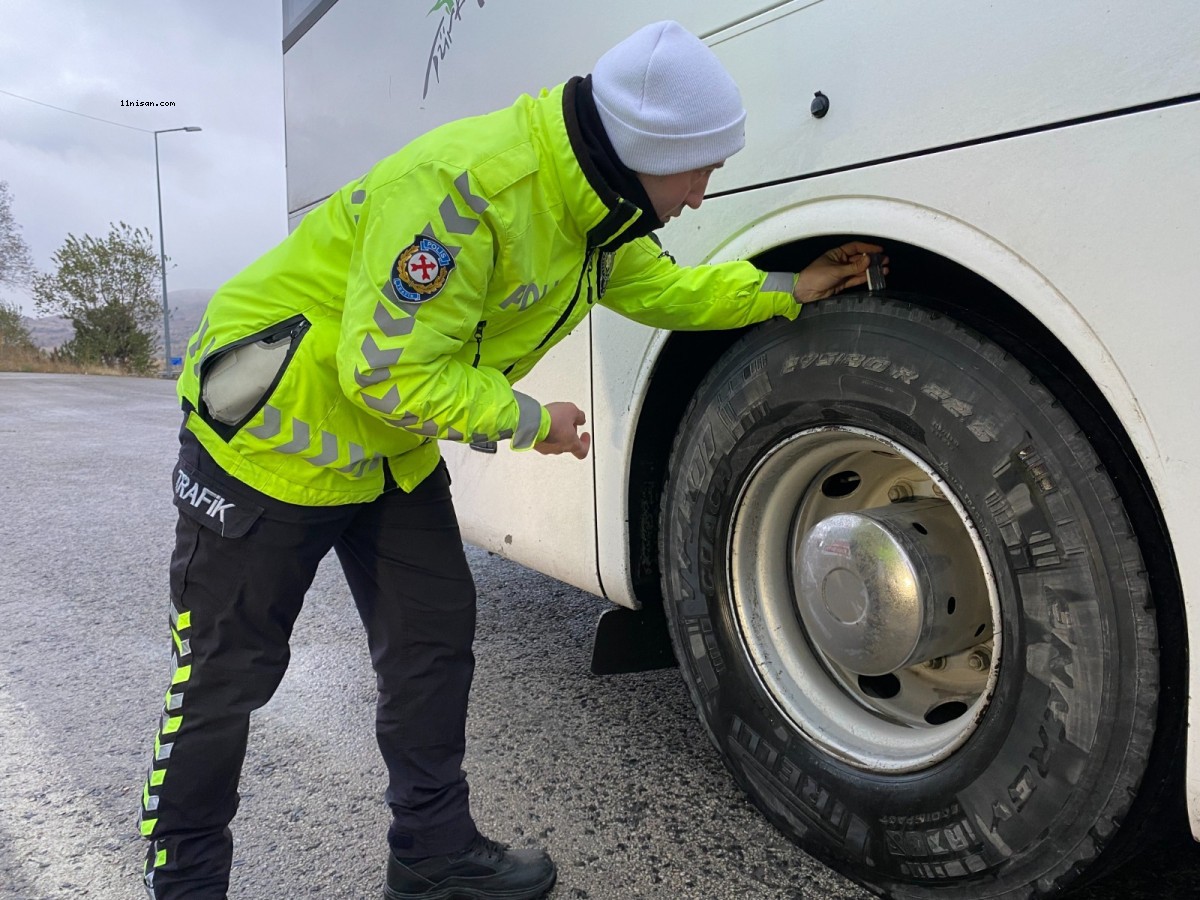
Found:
[535,78,655,251]
[570,76,661,246]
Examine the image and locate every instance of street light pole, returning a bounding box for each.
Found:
[154,125,201,376]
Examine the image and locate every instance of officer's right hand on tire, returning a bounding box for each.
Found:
[535,402,590,459]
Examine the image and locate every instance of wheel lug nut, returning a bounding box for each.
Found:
[968,650,991,671]
[924,657,946,670]
[888,483,913,502]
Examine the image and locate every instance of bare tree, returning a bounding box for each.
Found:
[0,181,35,289]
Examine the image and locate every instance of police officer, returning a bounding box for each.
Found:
[139,20,883,900]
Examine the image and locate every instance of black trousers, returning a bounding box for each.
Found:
[140,433,479,898]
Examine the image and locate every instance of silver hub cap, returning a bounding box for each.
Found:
[728,427,1000,772]
[797,499,991,676]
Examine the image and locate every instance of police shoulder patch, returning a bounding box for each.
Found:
[391,235,456,303]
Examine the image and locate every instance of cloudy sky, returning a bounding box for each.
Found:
[0,0,286,315]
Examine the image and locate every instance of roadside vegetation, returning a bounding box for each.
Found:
[1,181,163,377]
[0,321,127,375]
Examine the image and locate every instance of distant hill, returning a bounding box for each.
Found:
[24,314,73,350]
[22,288,214,355]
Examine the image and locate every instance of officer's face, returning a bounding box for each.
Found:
[638,163,724,224]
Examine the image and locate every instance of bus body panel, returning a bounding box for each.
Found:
[283,0,792,213]
[441,323,603,598]
[284,0,1200,211]
[710,0,1200,197]
[592,100,1200,831]
[282,0,1200,841]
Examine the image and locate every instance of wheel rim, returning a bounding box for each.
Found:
[727,426,1001,772]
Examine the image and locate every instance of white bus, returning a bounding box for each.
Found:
[280,1,1200,895]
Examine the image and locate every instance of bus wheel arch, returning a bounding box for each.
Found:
[643,256,1185,897]
[631,237,1179,632]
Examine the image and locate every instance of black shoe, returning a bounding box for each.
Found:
[383,832,557,900]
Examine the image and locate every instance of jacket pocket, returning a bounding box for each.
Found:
[199,315,310,441]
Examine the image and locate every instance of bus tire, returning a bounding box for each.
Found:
[658,296,1175,898]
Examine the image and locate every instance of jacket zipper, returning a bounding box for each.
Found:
[472,320,487,368]
[469,319,499,453]
[199,314,310,376]
[585,251,596,306]
[504,249,594,376]
[196,314,311,438]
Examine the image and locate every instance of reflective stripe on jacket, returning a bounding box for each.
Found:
[176,80,800,506]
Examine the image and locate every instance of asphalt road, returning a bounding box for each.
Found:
[1,373,1197,900]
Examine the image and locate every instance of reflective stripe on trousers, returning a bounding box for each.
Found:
[139,434,478,898]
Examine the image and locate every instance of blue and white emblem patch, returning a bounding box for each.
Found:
[391,236,455,302]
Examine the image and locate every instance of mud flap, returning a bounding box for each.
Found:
[589,605,677,676]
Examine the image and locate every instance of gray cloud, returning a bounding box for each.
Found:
[0,0,287,314]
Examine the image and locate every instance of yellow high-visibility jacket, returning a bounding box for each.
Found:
[176,79,800,506]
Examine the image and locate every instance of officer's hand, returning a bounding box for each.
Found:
[535,401,591,460]
[793,242,888,304]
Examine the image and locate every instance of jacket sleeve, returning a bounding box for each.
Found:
[336,163,550,449]
[598,235,800,330]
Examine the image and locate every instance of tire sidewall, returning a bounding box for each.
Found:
[661,299,1155,897]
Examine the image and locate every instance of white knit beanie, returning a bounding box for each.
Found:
[592,21,747,176]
